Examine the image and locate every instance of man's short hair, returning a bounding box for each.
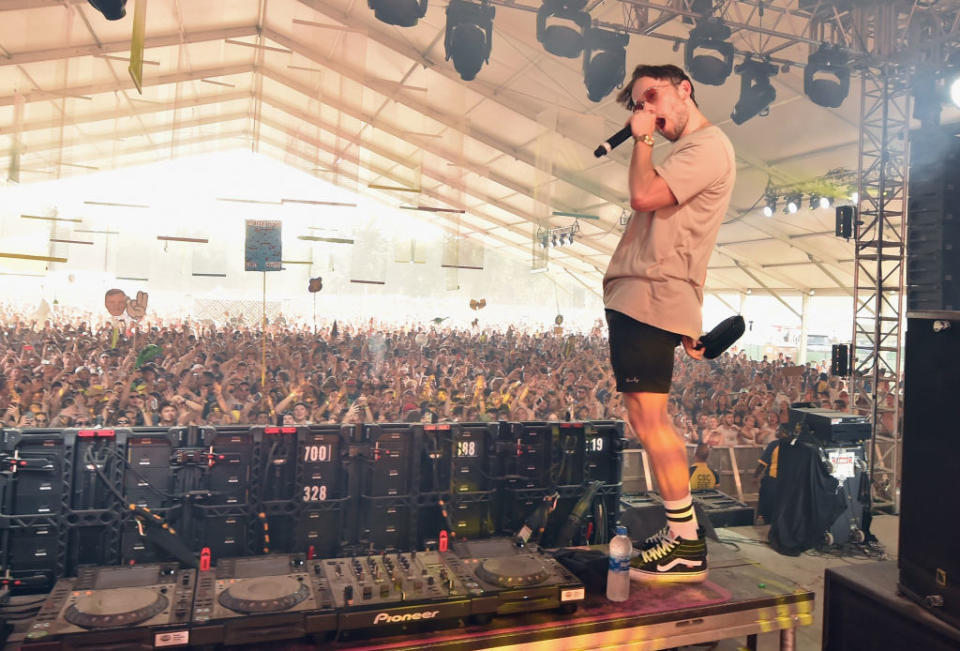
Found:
[617,63,698,109]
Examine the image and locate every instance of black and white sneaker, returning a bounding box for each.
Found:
[630,534,708,583]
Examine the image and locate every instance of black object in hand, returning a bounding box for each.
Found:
[697,315,746,359]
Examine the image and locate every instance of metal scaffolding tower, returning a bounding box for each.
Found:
[851,61,909,512]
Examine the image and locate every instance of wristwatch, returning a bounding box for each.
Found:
[635,133,655,146]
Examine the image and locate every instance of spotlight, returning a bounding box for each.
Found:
[804,45,850,108]
[536,0,590,59]
[762,195,777,218]
[368,0,428,27]
[850,191,859,203]
[950,77,960,109]
[946,50,960,109]
[785,193,801,214]
[87,0,127,20]
[582,26,629,102]
[809,195,820,211]
[445,0,495,81]
[552,234,559,247]
[685,21,734,86]
[819,196,832,210]
[731,57,778,125]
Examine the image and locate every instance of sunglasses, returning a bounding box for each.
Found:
[628,82,678,112]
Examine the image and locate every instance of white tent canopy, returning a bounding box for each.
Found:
[1,0,954,302]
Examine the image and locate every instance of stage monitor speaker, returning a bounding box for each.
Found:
[899,315,960,630]
[835,205,853,239]
[906,127,960,312]
[830,344,850,377]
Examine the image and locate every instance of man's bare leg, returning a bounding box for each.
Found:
[624,391,700,541]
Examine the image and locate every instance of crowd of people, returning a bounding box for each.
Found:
[0,305,866,448]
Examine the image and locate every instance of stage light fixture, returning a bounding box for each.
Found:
[87,0,126,20]
[731,57,778,125]
[582,26,629,102]
[368,0,428,27]
[949,77,960,108]
[445,0,495,81]
[762,195,777,218]
[537,0,590,59]
[819,196,832,210]
[684,20,734,86]
[785,193,801,214]
[804,45,850,108]
[809,195,820,211]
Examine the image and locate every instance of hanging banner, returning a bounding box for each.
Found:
[245,220,282,271]
[128,0,148,93]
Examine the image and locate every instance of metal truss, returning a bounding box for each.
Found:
[850,25,911,514]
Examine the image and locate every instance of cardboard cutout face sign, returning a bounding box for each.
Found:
[104,289,127,317]
[308,277,323,293]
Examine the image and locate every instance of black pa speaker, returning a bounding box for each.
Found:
[899,315,960,629]
[835,205,854,239]
[907,127,960,312]
[830,344,850,377]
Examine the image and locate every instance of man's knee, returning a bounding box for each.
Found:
[623,392,669,430]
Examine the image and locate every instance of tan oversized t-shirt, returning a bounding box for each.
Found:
[603,125,735,339]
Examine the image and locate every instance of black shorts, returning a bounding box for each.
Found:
[605,309,682,394]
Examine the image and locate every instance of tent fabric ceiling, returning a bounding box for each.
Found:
[0,0,932,299]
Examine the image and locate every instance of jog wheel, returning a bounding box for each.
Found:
[64,588,168,629]
[218,576,310,613]
[476,556,550,587]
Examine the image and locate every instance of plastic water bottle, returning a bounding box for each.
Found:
[606,525,631,602]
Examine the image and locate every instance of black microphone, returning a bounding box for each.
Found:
[593,125,632,158]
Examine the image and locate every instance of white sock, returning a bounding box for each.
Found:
[663,495,699,541]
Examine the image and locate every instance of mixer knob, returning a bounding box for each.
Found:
[343,585,354,602]
[427,576,435,586]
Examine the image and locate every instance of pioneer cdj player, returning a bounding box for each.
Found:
[22,563,195,650]
[445,538,585,621]
[189,554,336,646]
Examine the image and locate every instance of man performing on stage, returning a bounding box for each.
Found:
[603,64,736,582]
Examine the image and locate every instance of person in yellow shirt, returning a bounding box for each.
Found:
[689,444,719,491]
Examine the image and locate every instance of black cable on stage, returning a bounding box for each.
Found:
[261,440,279,501]
[104,447,179,502]
[84,445,127,506]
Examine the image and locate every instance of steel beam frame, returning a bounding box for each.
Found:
[851,58,910,513]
